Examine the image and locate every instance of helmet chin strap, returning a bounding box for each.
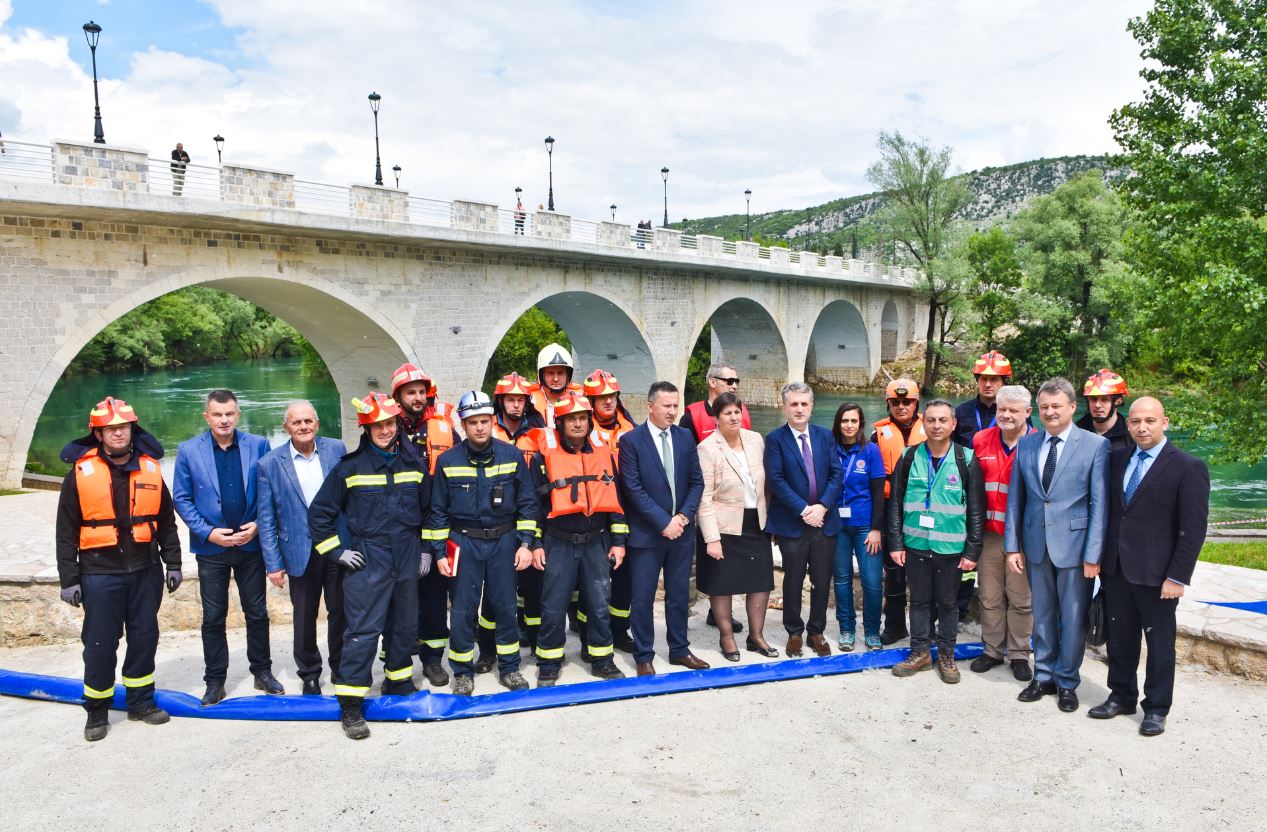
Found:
[104,443,133,460]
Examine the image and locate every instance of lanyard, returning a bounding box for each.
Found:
[922,443,951,511]
[974,403,997,433]
[838,444,862,490]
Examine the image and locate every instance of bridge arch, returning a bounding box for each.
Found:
[691,297,790,407]
[804,299,872,389]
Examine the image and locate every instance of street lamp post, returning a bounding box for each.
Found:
[744,188,752,241]
[213,134,224,165]
[610,204,617,221]
[661,166,669,227]
[392,165,401,188]
[368,92,383,186]
[544,136,555,211]
[82,21,104,144]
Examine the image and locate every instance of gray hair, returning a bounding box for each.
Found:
[1036,377,1076,405]
[780,381,814,404]
[996,385,1032,407]
[707,363,736,380]
[283,400,319,423]
[923,397,955,416]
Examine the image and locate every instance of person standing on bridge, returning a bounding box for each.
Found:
[56,397,183,742]
[1077,370,1132,452]
[173,389,282,705]
[170,143,189,196]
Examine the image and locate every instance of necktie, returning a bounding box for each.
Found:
[660,430,676,509]
[1041,435,1061,492]
[800,433,819,504]
[1124,449,1148,504]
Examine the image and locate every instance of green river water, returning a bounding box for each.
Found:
[27,358,1267,525]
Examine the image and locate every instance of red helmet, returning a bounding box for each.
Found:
[971,350,1012,378]
[493,372,533,398]
[352,391,402,426]
[552,391,593,419]
[390,363,432,398]
[1084,369,1128,398]
[884,378,920,401]
[583,369,621,398]
[89,396,138,429]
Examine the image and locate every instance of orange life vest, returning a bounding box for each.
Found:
[684,399,751,442]
[972,425,1036,535]
[75,448,163,550]
[493,422,545,467]
[590,411,636,460]
[539,431,623,518]
[530,382,583,428]
[873,415,926,498]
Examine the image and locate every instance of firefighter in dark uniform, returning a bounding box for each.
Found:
[1077,369,1133,452]
[426,390,539,695]
[308,391,429,740]
[390,362,455,688]
[530,392,629,687]
[55,397,183,742]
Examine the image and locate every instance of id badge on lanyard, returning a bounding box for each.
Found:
[921,444,947,530]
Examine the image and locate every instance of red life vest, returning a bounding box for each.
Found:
[539,431,623,518]
[684,400,751,442]
[403,401,457,475]
[972,425,1036,534]
[75,447,163,550]
[873,415,926,498]
[590,411,637,462]
[529,382,583,428]
[492,422,544,467]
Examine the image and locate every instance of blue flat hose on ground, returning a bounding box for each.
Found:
[1200,599,1267,616]
[0,642,984,722]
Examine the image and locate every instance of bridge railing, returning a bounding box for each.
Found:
[0,137,915,287]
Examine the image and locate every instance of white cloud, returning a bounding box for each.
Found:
[0,0,1153,222]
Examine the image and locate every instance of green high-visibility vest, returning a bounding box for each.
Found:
[901,444,972,555]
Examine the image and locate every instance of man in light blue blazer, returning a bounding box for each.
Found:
[172,389,278,705]
[1004,377,1109,713]
[257,401,347,696]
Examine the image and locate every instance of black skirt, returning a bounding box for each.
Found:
[697,508,775,596]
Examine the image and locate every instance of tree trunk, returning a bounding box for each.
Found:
[921,296,938,393]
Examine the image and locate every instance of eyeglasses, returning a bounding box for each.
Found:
[711,376,740,385]
[890,398,917,406]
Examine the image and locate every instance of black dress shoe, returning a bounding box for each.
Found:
[254,672,285,695]
[705,610,745,632]
[613,633,636,654]
[745,638,779,658]
[201,683,226,706]
[1088,698,1137,720]
[720,639,740,662]
[969,654,1004,673]
[1017,680,1057,702]
[879,627,908,646]
[1140,713,1167,736]
[302,678,322,696]
[1057,688,1079,712]
[1010,659,1033,682]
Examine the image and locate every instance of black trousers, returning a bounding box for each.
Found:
[880,506,908,632]
[196,549,271,684]
[288,555,345,683]
[609,556,632,638]
[81,569,163,712]
[417,568,450,662]
[779,526,834,636]
[1103,571,1179,716]
[906,550,961,654]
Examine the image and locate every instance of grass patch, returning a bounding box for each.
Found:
[1200,541,1267,571]
[0,489,33,496]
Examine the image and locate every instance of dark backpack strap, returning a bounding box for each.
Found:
[954,444,971,502]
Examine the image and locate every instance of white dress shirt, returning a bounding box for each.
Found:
[291,443,324,507]
[1123,437,1168,492]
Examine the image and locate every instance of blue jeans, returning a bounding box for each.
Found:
[834,526,883,637]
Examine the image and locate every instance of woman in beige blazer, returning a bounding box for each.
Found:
[697,393,777,661]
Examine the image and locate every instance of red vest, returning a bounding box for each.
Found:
[684,400,751,442]
[972,425,1036,535]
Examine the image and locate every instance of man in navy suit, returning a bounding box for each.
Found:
[1090,397,1209,736]
[1004,377,1109,713]
[256,401,348,696]
[173,389,280,705]
[618,381,707,675]
[764,382,844,657]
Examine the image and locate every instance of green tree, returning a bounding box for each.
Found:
[962,225,1022,349]
[482,307,572,390]
[1110,0,1267,462]
[866,131,973,391]
[684,323,713,403]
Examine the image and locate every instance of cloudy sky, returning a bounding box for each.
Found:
[0,0,1152,223]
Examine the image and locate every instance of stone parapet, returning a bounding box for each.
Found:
[53,140,149,193]
[769,247,790,267]
[598,221,631,247]
[349,185,408,222]
[697,235,723,257]
[653,227,681,253]
[533,210,571,241]
[736,241,759,260]
[825,254,843,273]
[451,199,498,233]
[221,164,295,209]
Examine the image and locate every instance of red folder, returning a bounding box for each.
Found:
[445,540,461,576]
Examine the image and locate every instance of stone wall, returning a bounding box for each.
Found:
[349,185,408,223]
[220,164,296,209]
[451,199,498,233]
[53,140,149,193]
[533,210,571,241]
[697,235,723,257]
[598,221,630,248]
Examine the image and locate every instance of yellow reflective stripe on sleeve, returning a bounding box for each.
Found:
[346,474,388,487]
[315,534,341,554]
[534,646,565,660]
[588,644,614,657]
[395,471,424,484]
[420,639,447,649]
[333,684,370,697]
[384,666,413,681]
[448,648,475,663]
[608,606,631,618]
[83,683,115,699]
[961,571,978,582]
[486,463,518,476]
[516,519,539,532]
[121,674,154,688]
[495,642,521,655]
[523,616,542,626]
[576,609,589,623]
[478,615,496,630]
[420,528,449,541]
[610,523,630,535]
[443,466,477,478]
[570,590,580,602]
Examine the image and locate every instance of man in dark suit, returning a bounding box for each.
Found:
[764,382,844,657]
[1004,377,1109,713]
[173,389,280,705]
[256,401,348,695]
[1090,397,1209,736]
[618,381,707,675]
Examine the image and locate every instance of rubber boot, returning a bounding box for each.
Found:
[337,695,370,740]
[422,660,449,687]
[84,703,109,742]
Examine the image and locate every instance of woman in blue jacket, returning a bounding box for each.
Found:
[832,403,887,651]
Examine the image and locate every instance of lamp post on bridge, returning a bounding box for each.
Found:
[744,189,752,241]
[213,134,224,165]
[661,166,669,227]
[610,204,617,221]
[545,136,555,211]
[392,165,401,188]
[368,92,383,186]
[82,21,105,144]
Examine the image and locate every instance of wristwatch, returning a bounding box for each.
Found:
[676,513,690,526]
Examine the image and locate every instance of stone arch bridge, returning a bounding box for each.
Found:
[0,139,925,488]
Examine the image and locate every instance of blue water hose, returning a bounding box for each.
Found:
[0,643,983,723]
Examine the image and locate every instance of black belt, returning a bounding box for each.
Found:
[453,521,515,540]
[545,526,604,545]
